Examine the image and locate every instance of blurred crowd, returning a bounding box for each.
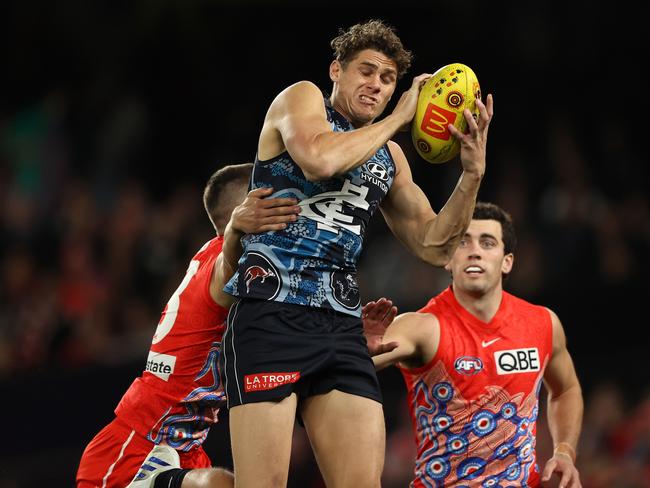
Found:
[1,1,649,486]
[2,78,649,488]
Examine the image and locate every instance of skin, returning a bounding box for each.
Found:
[369,218,584,488]
[230,45,493,488]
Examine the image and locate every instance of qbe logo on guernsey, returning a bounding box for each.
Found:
[494,348,540,375]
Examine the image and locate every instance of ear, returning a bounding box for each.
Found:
[502,253,514,275]
[330,59,341,82]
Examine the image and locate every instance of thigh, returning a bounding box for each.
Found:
[229,394,298,488]
[76,419,147,488]
[300,390,386,488]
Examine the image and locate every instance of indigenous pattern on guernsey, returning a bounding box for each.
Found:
[224,99,395,316]
[147,341,226,450]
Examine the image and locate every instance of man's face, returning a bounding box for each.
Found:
[446,219,513,295]
[330,49,398,127]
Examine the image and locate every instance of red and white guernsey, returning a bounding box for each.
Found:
[400,287,553,488]
[115,237,228,451]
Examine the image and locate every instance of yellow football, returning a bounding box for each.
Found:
[411,63,481,164]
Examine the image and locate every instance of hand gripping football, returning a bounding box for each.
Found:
[411,63,481,164]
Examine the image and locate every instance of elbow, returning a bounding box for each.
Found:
[296,156,337,182]
[424,252,451,268]
[418,240,454,268]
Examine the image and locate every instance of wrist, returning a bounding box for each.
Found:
[553,442,576,463]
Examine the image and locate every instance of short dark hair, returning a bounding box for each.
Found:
[330,19,413,79]
[203,163,253,233]
[472,202,517,255]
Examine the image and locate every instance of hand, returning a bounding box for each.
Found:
[541,453,582,488]
[231,187,301,234]
[392,73,432,130]
[362,297,398,356]
[448,93,494,179]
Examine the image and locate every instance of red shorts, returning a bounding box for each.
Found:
[76,417,212,487]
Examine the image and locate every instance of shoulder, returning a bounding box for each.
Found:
[386,140,407,162]
[269,80,326,118]
[276,80,323,103]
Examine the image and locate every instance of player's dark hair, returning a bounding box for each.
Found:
[473,202,517,255]
[203,163,253,234]
[330,19,413,79]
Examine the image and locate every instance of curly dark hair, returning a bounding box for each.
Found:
[330,19,413,79]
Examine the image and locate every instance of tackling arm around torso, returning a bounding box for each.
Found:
[209,188,301,308]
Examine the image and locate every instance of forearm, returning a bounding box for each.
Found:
[547,384,584,457]
[298,115,404,180]
[221,221,244,279]
[417,171,482,265]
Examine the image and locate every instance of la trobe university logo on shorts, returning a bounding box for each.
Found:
[494,347,540,375]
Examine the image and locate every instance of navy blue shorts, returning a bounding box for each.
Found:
[219,298,382,408]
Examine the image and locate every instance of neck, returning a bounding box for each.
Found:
[452,284,503,323]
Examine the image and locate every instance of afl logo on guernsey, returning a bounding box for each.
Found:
[240,252,281,300]
[454,356,484,375]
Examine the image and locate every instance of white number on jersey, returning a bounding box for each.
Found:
[152,260,200,344]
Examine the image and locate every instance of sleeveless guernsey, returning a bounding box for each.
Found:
[400,287,553,487]
[224,99,395,316]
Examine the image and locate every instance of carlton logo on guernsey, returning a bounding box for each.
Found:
[224,98,395,316]
[400,287,553,487]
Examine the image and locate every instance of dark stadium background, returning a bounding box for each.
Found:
[1,1,648,486]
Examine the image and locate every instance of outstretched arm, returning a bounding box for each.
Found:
[381,95,493,267]
[371,311,439,371]
[541,309,584,488]
[210,187,301,307]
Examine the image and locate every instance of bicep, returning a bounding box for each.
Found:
[543,309,580,395]
[272,82,332,168]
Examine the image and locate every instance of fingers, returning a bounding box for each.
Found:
[413,73,432,89]
[541,459,556,481]
[247,187,274,197]
[378,341,399,354]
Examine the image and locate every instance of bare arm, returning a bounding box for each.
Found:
[541,309,584,487]
[380,95,493,267]
[371,312,439,371]
[260,75,430,181]
[209,188,301,307]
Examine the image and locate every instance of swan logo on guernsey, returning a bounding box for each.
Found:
[145,351,176,381]
[244,372,301,392]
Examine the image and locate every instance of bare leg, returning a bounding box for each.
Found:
[300,390,385,488]
[183,467,234,488]
[229,394,298,488]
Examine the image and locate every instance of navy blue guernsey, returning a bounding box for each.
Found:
[224,99,396,316]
